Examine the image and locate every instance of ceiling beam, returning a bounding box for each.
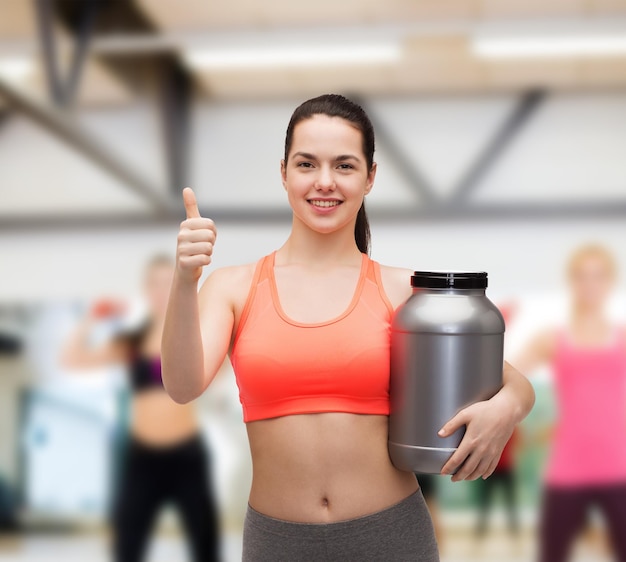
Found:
[51,0,194,198]
[159,62,192,195]
[0,109,10,131]
[60,0,101,106]
[34,0,101,107]
[34,0,64,105]
[0,76,172,214]
[52,0,193,98]
[449,89,547,202]
[357,98,438,204]
[2,199,626,231]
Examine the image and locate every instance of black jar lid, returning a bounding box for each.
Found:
[411,271,488,289]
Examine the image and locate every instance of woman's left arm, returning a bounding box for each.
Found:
[438,361,535,482]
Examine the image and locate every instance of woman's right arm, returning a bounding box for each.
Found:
[161,188,234,404]
[513,327,556,375]
[60,310,127,370]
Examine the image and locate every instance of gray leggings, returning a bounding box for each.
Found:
[242,490,439,562]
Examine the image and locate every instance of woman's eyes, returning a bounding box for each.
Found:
[296,162,354,170]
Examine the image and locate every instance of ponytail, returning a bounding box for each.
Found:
[354,201,371,255]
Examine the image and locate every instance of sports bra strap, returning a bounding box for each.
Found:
[234,255,269,345]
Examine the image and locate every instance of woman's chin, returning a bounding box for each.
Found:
[292,207,358,235]
[302,217,353,236]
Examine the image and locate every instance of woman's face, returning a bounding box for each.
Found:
[144,263,174,318]
[281,114,376,237]
[569,254,614,311]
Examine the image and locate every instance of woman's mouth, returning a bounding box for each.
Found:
[308,199,342,208]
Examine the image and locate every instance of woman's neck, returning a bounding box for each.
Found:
[280,217,362,267]
[570,305,608,328]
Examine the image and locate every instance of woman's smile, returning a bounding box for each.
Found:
[308,198,344,213]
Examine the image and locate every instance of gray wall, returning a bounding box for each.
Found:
[1,92,626,301]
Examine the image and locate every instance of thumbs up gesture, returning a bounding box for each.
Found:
[176,187,216,282]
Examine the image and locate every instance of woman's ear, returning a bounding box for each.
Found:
[365,162,377,196]
[280,159,287,190]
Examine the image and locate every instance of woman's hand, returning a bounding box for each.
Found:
[438,392,517,482]
[438,361,534,482]
[176,187,217,283]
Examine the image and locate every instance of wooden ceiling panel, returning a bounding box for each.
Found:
[0,0,36,38]
[136,0,361,30]
[3,0,626,103]
[74,60,135,106]
[405,36,472,60]
[588,0,626,14]
[137,0,626,31]
[580,58,626,85]
[479,0,586,18]
[297,63,398,94]
[486,59,581,89]
[392,58,486,91]
[25,58,134,107]
[363,0,479,22]
[197,70,302,99]
[195,65,400,99]
[137,0,481,30]
[195,52,626,100]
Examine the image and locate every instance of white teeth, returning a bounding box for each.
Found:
[310,200,340,208]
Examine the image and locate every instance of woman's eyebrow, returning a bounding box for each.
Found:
[291,152,361,163]
[336,154,361,163]
[292,151,316,160]
[292,152,361,162]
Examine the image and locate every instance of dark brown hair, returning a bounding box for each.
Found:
[283,94,374,255]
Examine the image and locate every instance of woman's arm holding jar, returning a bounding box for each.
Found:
[439,361,535,482]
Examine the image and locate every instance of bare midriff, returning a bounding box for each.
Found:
[131,390,199,446]
[247,412,418,523]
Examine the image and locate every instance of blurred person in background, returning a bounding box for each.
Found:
[474,301,522,541]
[516,244,626,562]
[162,94,534,561]
[474,429,520,539]
[415,474,444,550]
[61,255,220,562]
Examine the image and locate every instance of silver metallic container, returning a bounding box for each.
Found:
[388,271,504,474]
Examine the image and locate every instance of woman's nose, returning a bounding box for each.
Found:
[315,168,336,191]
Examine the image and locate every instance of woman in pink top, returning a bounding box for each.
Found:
[517,244,626,562]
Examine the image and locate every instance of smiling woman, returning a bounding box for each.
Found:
[281,94,376,255]
[161,94,535,562]
[281,114,373,245]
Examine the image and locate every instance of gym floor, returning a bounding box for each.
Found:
[0,512,614,562]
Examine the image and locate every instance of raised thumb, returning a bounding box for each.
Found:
[182,187,200,219]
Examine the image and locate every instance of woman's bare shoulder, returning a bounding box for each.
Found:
[378,264,414,310]
[202,262,257,298]
[209,262,256,282]
[516,326,558,371]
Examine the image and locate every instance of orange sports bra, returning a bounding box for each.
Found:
[231,252,395,423]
